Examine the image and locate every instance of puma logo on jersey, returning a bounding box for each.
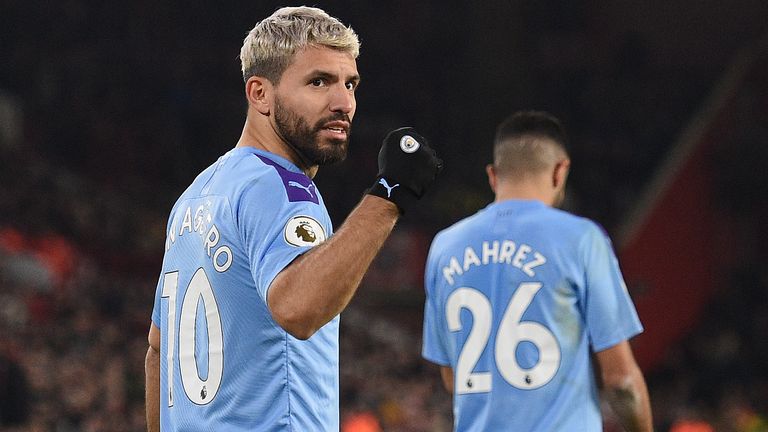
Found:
[288,181,315,198]
[254,154,319,204]
[378,178,400,198]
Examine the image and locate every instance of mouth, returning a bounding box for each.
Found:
[320,124,349,141]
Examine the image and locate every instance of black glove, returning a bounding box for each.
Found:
[366,127,443,214]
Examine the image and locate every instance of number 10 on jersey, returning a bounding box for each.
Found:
[161,268,224,406]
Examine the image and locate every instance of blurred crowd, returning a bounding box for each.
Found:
[0,223,451,432]
[2,1,768,431]
[644,52,768,431]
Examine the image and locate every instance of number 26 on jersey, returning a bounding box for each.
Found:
[446,282,561,394]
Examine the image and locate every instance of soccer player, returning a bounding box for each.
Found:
[144,7,442,431]
[421,111,652,431]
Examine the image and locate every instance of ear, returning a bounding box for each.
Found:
[245,76,273,115]
[486,164,497,194]
[552,158,571,189]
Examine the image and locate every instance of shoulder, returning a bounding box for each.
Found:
[529,206,608,243]
[548,212,617,263]
[521,204,589,227]
[227,152,331,241]
[172,150,278,203]
[214,150,322,215]
[549,208,611,243]
[225,150,286,196]
[427,208,495,265]
[431,208,487,248]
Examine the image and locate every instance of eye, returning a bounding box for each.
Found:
[310,78,326,87]
[345,81,357,91]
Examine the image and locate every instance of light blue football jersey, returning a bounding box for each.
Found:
[151,147,338,431]
[422,200,643,432]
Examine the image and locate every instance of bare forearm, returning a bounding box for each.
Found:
[145,346,160,432]
[604,371,653,432]
[269,195,399,338]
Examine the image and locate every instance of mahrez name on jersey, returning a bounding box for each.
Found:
[164,203,234,273]
[442,240,547,285]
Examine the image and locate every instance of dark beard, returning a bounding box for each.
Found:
[274,99,350,166]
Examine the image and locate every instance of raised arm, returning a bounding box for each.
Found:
[269,195,398,339]
[595,340,653,432]
[269,128,442,339]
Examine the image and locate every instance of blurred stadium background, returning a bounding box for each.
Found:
[1,1,767,431]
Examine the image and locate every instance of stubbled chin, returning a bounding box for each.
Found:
[317,142,348,165]
[318,134,348,149]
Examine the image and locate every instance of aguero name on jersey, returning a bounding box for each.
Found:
[422,199,643,432]
[151,147,338,431]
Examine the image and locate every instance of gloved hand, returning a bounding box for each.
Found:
[366,127,443,214]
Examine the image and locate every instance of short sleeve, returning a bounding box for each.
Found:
[580,223,643,352]
[422,237,451,366]
[236,179,331,305]
[151,273,162,327]
[152,203,182,327]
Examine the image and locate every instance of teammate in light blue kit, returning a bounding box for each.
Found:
[422,111,652,431]
[144,7,442,431]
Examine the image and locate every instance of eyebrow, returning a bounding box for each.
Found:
[307,70,361,84]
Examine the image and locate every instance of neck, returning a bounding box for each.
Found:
[494,180,554,206]
[236,114,318,178]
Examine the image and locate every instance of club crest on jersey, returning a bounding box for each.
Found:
[284,215,326,247]
[400,135,420,153]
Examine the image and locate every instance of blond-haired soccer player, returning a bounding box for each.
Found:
[422,111,651,431]
[145,7,441,431]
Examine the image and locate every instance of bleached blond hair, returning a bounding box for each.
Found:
[240,6,360,83]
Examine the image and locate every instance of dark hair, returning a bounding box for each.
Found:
[495,110,569,153]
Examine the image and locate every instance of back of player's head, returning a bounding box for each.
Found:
[240,6,360,84]
[493,110,570,178]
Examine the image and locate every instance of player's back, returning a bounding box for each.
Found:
[152,147,338,431]
[423,199,642,431]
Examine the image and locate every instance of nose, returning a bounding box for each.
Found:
[329,84,355,115]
